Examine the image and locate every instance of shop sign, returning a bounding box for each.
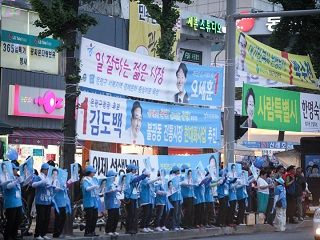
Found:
[186,16,223,34]
[180,48,202,65]
[46,154,56,161]
[8,85,65,119]
[33,148,44,156]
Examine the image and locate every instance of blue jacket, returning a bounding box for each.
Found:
[154,182,167,205]
[82,177,99,209]
[194,184,205,205]
[104,183,120,209]
[181,176,194,199]
[124,173,147,200]
[3,177,22,209]
[33,174,52,205]
[139,178,155,205]
[275,185,287,208]
[217,177,228,199]
[169,175,183,202]
[229,183,237,201]
[236,185,248,200]
[205,183,214,203]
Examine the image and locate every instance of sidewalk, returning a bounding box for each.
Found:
[22,219,312,240]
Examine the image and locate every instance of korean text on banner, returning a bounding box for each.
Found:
[77,91,221,148]
[236,30,319,90]
[80,37,224,107]
[89,150,220,179]
[242,83,301,132]
[128,1,180,59]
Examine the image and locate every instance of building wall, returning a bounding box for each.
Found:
[0,68,65,129]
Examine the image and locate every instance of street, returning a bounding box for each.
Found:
[198,228,313,240]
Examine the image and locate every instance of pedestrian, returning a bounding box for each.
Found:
[3,163,23,240]
[295,167,306,221]
[168,165,183,231]
[82,165,100,237]
[139,169,158,233]
[284,165,298,223]
[154,169,170,232]
[216,169,228,227]
[32,162,52,240]
[273,178,287,232]
[52,168,70,238]
[124,164,147,234]
[180,166,194,229]
[236,172,248,225]
[256,169,273,215]
[104,170,120,236]
[265,167,276,225]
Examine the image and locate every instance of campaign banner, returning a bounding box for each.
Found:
[89,150,220,179]
[77,91,221,148]
[80,37,224,107]
[236,30,319,90]
[242,83,320,132]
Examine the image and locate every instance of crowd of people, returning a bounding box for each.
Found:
[0,151,311,239]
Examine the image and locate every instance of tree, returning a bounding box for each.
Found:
[268,0,320,78]
[135,0,192,60]
[30,0,97,234]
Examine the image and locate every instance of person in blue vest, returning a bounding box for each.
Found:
[3,163,23,240]
[193,170,206,228]
[180,164,194,229]
[139,169,158,232]
[51,168,70,238]
[168,165,183,231]
[154,169,170,232]
[236,171,248,225]
[32,162,52,240]
[216,169,228,227]
[227,174,238,227]
[104,169,121,236]
[124,164,147,234]
[273,177,287,232]
[204,168,218,227]
[82,165,100,237]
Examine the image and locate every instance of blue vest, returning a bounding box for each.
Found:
[217,178,228,199]
[154,182,166,205]
[82,177,99,209]
[236,186,248,200]
[204,184,214,203]
[104,183,120,210]
[275,185,287,208]
[194,184,205,205]
[33,175,52,205]
[139,178,155,205]
[124,173,147,200]
[53,187,67,208]
[229,183,237,201]
[3,178,22,209]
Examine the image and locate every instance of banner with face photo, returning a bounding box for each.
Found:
[77,91,221,148]
[80,37,224,108]
[89,150,220,180]
[58,168,68,187]
[0,161,14,183]
[47,166,59,185]
[228,163,242,178]
[20,156,34,184]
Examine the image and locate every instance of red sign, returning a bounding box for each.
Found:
[236,11,255,32]
[46,154,56,161]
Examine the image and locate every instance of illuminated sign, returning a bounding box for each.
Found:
[186,16,222,34]
[8,85,65,119]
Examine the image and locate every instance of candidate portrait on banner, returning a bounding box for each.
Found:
[174,63,189,104]
[242,87,257,128]
[123,101,145,145]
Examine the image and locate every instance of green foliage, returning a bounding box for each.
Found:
[30,0,97,50]
[134,0,192,60]
[267,0,320,78]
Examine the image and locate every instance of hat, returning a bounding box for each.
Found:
[6,148,18,161]
[142,169,151,175]
[11,162,19,170]
[275,178,284,185]
[106,169,117,177]
[85,165,96,174]
[127,164,138,171]
[180,164,190,171]
[172,165,180,173]
[41,163,50,170]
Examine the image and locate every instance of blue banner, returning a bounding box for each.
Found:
[77,91,221,148]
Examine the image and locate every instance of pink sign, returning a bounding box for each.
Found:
[8,85,65,119]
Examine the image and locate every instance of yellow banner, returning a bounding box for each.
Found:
[128,1,179,59]
[236,30,319,90]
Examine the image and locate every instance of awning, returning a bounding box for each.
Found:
[0,120,13,135]
[9,129,63,146]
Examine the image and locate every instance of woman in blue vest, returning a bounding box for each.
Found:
[216,169,228,227]
[124,164,147,234]
[193,172,206,228]
[82,165,100,237]
[104,169,120,236]
[52,168,70,238]
[227,175,238,227]
[3,163,23,240]
[32,162,52,240]
[204,169,218,227]
[168,165,183,231]
[154,169,170,232]
[180,165,194,229]
[236,171,248,225]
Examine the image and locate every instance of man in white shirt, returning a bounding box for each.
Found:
[123,101,145,145]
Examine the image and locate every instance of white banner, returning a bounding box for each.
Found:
[300,92,320,132]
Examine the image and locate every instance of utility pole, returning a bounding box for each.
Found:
[223,3,320,166]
